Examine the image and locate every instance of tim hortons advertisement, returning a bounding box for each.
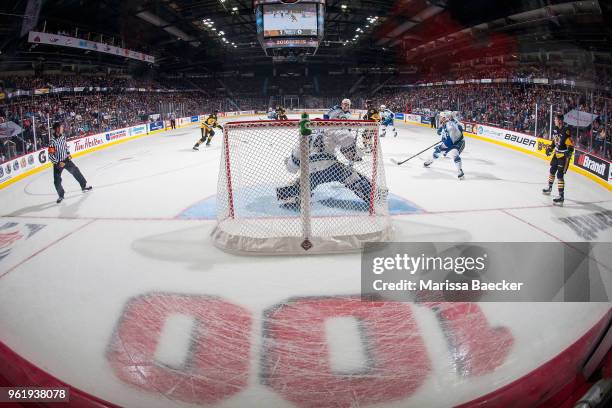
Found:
[573,150,610,181]
[69,133,108,153]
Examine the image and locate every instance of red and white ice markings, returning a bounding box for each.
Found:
[261,297,431,408]
[106,294,252,404]
[424,302,514,376]
[106,294,515,407]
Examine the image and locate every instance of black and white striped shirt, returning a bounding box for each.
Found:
[48,134,70,164]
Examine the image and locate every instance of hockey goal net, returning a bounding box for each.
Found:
[212,119,391,254]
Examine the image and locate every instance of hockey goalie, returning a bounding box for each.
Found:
[276,101,377,209]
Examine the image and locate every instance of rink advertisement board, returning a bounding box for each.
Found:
[395,113,405,121]
[573,150,610,181]
[148,121,165,132]
[0,151,43,185]
[404,114,422,124]
[475,124,540,154]
[129,125,147,136]
[462,121,611,187]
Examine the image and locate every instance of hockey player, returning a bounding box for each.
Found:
[276,109,383,208]
[276,106,288,120]
[542,114,573,205]
[361,100,380,151]
[323,98,352,120]
[379,105,398,138]
[424,111,465,179]
[362,100,380,122]
[193,111,223,150]
[267,107,278,120]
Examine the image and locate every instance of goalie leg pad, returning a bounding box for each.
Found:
[276,163,373,204]
[276,181,300,202]
[332,163,372,202]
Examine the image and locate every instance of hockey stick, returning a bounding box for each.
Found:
[391,142,441,166]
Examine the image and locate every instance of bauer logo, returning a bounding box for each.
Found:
[574,151,609,180]
[505,134,536,148]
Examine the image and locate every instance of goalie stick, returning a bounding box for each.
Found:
[390,142,441,166]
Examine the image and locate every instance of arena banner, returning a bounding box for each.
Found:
[177,117,191,127]
[71,131,114,154]
[0,151,42,185]
[475,124,540,154]
[404,114,421,123]
[148,121,164,132]
[27,31,155,63]
[573,150,610,182]
[129,124,147,137]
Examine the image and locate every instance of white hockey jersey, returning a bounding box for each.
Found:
[438,119,464,149]
[285,109,360,173]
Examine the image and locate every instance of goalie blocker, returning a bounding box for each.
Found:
[212,118,391,254]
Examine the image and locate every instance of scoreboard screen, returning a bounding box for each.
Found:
[263,4,318,37]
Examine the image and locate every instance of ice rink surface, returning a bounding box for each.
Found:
[0,116,610,407]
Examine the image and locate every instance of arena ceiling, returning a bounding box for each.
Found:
[0,0,610,75]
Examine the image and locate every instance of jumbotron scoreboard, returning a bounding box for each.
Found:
[254,0,325,57]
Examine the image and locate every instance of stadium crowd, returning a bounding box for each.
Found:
[1,69,611,163]
[371,83,611,157]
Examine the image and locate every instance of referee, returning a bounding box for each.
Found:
[49,122,92,203]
